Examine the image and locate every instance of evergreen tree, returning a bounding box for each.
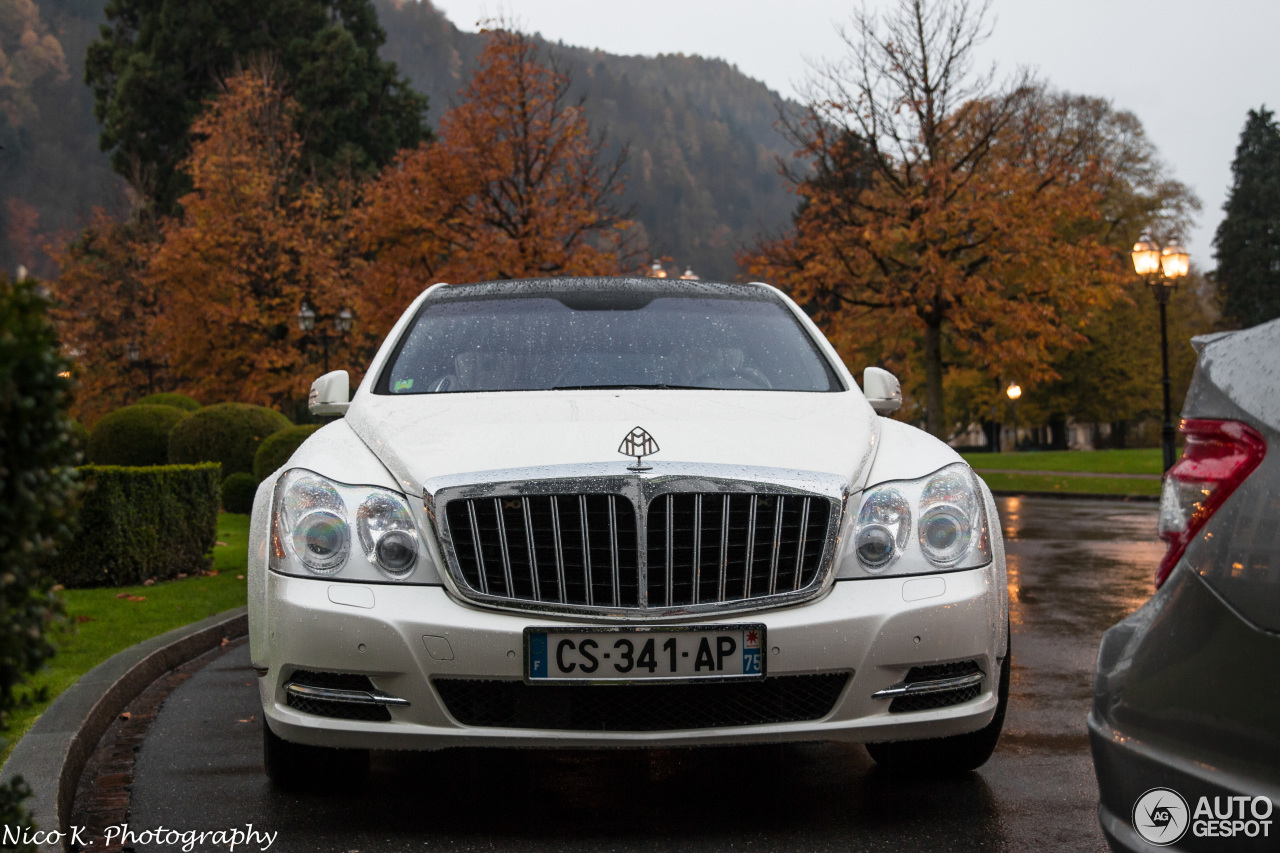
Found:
[1214,107,1280,326]
[85,0,429,214]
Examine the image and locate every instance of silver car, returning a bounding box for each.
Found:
[1089,318,1280,850]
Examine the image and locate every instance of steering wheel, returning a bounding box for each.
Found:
[427,374,461,393]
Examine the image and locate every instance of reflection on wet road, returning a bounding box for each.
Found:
[122,497,1160,852]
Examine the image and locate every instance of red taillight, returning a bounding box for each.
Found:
[1156,419,1267,587]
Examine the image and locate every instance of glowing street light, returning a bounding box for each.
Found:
[1131,232,1190,473]
[1006,382,1021,452]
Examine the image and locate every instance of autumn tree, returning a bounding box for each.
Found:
[359,27,635,336]
[743,0,1143,439]
[86,0,428,214]
[146,62,356,408]
[52,212,163,424]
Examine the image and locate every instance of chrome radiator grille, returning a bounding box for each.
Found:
[645,494,827,607]
[445,496,640,606]
[435,471,843,617]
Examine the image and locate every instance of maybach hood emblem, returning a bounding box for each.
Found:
[619,426,659,471]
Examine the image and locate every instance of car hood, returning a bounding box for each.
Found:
[345,389,877,495]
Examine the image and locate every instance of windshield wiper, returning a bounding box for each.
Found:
[548,383,709,391]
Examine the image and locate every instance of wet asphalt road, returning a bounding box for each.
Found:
[120,496,1161,852]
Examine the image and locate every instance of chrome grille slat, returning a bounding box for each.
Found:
[768,496,784,595]
[608,496,620,607]
[665,495,674,608]
[692,495,702,606]
[718,495,730,602]
[494,497,515,595]
[579,495,593,607]
[550,497,567,604]
[795,497,811,592]
[466,501,488,595]
[442,482,836,615]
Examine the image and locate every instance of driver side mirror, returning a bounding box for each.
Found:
[862,367,902,415]
[309,370,350,416]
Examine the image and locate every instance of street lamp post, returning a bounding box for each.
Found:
[296,302,354,374]
[126,339,161,394]
[1131,232,1189,473]
[1006,382,1022,452]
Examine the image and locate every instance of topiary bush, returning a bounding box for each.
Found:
[136,391,201,411]
[253,424,322,482]
[222,472,258,514]
[0,276,79,827]
[168,403,291,476]
[86,404,190,466]
[57,464,220,587]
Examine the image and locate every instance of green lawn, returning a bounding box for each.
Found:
[975,471,1162,498]
[0,513,251,764]
[961,448,1166,475]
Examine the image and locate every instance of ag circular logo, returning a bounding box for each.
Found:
[1133,787,1190,846]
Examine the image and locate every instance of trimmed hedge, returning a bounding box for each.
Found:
[87,404,189,466]
[222,472,257,514]
[136,392,201,411]
[168,403,291,476]
[57,464,220,588]
[253,424,321,482]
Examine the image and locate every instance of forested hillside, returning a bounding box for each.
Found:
[1,0,797,281]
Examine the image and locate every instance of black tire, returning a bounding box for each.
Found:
[262,719,369,790]
[865,637,1012,776]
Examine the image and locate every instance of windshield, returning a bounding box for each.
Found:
[376,288,842,394]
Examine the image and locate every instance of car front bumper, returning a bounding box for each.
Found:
[259,567,1004,750]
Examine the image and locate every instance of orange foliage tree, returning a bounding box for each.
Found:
[147,62,356,408]
[51,212,162,424]
[358,27,635,336]
[742,0,1131,438]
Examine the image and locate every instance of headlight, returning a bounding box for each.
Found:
[271,468,427,583]
[844,462,991,577]
[357,492,419,576]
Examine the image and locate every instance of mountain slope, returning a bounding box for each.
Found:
[2,0,799,282]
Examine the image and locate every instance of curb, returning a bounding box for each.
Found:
[990,489,1159,503]
[0,606,248,853]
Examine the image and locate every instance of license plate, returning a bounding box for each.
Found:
[525,625,765,684]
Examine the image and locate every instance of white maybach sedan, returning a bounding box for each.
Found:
[248,277,1010,786]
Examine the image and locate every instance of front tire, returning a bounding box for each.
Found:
[865,641,1011,776]
[262,719,369,790]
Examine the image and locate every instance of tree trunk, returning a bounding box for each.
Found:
[1049,414,1069,450]
[924,321,944,438]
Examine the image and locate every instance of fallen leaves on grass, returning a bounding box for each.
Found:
[114,593,147,602]
[75,614,95,623]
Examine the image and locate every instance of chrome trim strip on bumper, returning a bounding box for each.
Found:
[285,683,411,707]
[870,672,984,699]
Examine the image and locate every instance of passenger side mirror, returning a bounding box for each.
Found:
[309,370,350,416]
[862,367,902,415]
